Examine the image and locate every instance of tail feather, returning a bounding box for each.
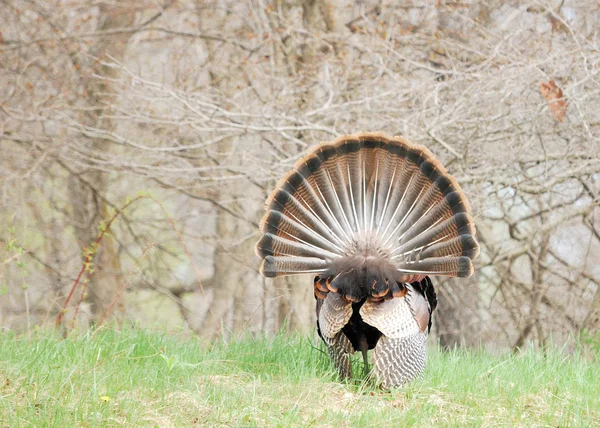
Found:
[256,133,479,292]
[260,255,328,277]
[346,143,367,230]
[378,157,418,240]
[307,168,353,241]
[260,211,343,255]
[396,255,473,278]
[391,170,455,239]
[270,170,347,247]
[266,187,345,249]
[373,152,398,233]
[392,212,476,258]
[255,233,340,260]
[396,193,474,248]
[419,235,480,260]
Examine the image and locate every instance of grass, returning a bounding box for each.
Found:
[0,327,598,427]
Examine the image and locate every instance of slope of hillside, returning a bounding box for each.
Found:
[0,328,598,427]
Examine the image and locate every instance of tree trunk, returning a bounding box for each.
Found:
[583,286,600,334]
[67,173,122,322]
[200,210,236,340]
[271,0,338,335]
[434,277,481,349]
[275,276,315,334]
[66,5,135,324]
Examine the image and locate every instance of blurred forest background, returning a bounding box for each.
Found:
[1,0,599,352]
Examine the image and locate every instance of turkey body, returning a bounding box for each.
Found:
[325,277,437,355]
[255,133,478,388]
[315,276,437,388]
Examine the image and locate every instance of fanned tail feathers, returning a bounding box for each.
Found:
[256,133,479,299]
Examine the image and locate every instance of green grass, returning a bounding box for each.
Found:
[0,327,598,427]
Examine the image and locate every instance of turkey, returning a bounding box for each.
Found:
[255,133,479,388]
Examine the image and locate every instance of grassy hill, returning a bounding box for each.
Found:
[0,327,598,427]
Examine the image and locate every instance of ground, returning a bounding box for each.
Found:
[0,327,598,427]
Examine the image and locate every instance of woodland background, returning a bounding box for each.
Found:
[1,0,599,352]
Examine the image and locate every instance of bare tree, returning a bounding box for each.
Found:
[66,3,137,324]
[1,0,599,351]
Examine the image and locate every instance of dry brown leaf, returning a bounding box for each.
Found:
[549,15,567,34]
[540,80,567,122]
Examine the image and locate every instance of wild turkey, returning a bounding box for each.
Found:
[255,133,479,388]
